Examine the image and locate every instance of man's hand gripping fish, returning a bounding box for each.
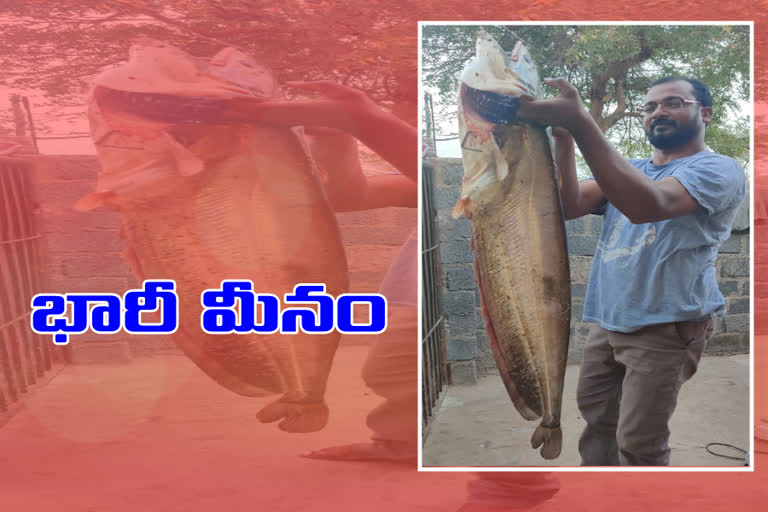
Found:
[76,39,349,433]
[455,30,571,459]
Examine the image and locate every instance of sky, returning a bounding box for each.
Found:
[423,23,753,168]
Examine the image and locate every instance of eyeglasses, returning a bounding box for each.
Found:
[637,96,702,115]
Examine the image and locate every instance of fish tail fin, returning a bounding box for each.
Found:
[256,395,329,433]
[531,424,562,460]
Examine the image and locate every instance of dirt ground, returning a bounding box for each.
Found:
[0,346,467,512]
[1,344,766,512]
[423,354,751,467]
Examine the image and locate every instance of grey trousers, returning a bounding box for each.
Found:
[577,316,714,466]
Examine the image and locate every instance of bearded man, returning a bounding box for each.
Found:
[517,76,746,466]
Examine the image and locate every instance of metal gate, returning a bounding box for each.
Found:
[421,160,446,433]
[0,156,65,421]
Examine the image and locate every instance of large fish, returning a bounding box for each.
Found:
[76,39,349,433]
[454,30,571,459]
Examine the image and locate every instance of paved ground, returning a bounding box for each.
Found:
[0,346,467,512]
[423,354,751,467]
[1,345,767,511]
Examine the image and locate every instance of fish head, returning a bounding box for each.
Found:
[79,39,279,211]
[93,37,276,99]
[206,47,277,99]
[459,30,540,130]
[460,29,540,100]
[95,37,206,94]
[454,30,542,219]
[89,38,279,136]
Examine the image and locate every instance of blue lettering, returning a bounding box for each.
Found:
[124,280,178,334]
[31,293,125,344]
[86,294,122,333]
[30,294,73,345]
[201,280,256,334]
[336,293,388,334]
[281,284,335,334]
[253,294,280,334]
[31,281,388,344]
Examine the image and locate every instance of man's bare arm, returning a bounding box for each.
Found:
[230,81,418,182]
[519,79,698,224]
[551,127,606,220]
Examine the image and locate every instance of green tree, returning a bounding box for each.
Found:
[422,24,750,166]
[0,0,420,132]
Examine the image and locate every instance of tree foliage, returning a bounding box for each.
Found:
[0,1,419,131]
[0,3,754,166]
[422,24,750,165]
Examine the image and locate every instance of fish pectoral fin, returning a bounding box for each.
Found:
[491,133,510,181]
[73,191,120,212]
[452,197,470,219]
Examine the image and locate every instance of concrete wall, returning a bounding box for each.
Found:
[31,155,415,363]
[429,158,750,384]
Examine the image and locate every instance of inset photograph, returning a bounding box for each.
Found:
[420,22,752,468]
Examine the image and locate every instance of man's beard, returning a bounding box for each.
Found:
[645,114,700,149]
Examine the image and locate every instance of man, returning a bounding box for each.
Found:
[518,76,746,466]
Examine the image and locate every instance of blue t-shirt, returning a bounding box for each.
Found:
[583,150,746,332]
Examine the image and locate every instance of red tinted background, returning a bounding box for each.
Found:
[0,1,766,511]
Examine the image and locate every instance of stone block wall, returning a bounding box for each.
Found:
[32,156,135,363]
[428,158,751,383]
